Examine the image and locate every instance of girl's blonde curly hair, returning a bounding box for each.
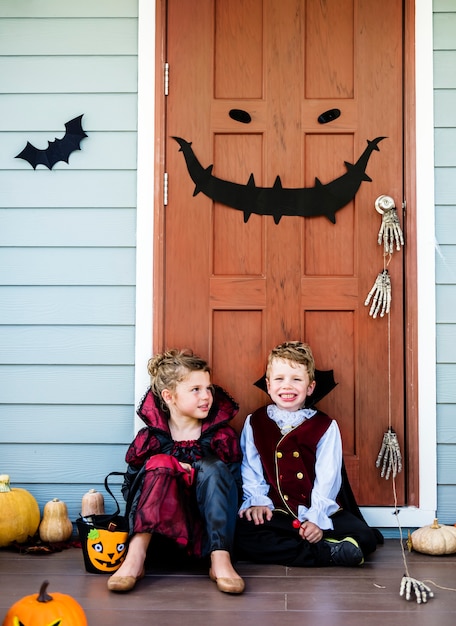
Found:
[147,348,211,401]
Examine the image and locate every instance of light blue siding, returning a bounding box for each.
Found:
[434,0,456,524]
[0,0,138,520]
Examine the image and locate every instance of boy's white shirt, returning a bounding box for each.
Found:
[239,404,342,530]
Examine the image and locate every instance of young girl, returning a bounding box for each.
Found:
[108,349,244,594]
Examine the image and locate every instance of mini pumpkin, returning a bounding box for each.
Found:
[411,518,456,555]
[1,580,87,626]
[0,474,40,547]
[39,499,74,543]
[81,489,104,517]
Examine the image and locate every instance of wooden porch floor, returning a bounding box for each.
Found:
[1,540,456,625]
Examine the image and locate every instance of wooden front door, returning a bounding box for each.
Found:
[156,0,410,506]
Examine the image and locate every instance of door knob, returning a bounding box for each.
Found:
[374,194,395,214]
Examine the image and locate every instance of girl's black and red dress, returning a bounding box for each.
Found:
[121,385,241,559]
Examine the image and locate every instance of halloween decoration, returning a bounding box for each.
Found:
[81,526,128,573]
[365,195,404,318]
[15,115,87,170]
[375,194,404,254]
[81,488,105,517]
[0,474,40,547]
[364,269,391,319]
[76,472,128,573]
[318,108,341,124]
[364,194,432,603]
[375,427,402,480]
[410,519,456,556]
[173,136,385,224]
[1,580,88,626]
[39,499,74,543]
[229,109,252,124]
[399,576,434,604]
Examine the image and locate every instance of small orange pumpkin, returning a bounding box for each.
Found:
[1,580,87,626]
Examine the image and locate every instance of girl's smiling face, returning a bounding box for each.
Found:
[266,358,316,412]
[163,370,213,420]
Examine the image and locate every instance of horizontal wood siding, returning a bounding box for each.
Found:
[434,0,456,525]
[0,0,138,521]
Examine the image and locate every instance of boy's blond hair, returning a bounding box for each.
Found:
[266,341,315,382]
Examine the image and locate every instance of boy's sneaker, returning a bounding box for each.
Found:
[325,537,364,566]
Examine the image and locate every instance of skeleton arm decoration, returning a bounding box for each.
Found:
[375,194,404,254]
[375,427,402,479]
[400,575,434,604]
[364,269,391,318]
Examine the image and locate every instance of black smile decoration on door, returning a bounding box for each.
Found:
[173,136,385,224]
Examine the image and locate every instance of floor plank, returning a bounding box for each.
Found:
[1,540,456,625]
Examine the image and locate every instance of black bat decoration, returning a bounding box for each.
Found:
[15,115,88,170]
[173,135,385,224]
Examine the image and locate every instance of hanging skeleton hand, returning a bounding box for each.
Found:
[376,427,403,479]
[364,269,391,318]
[375,195,404,254]
[400,575,434,604]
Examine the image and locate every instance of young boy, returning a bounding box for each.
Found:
[236,341,379,567]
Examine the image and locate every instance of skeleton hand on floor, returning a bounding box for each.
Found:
[364,269,391,318]
[400,575,434,604]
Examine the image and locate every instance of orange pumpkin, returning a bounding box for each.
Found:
[0,474,40,547]
[1,580,87,626]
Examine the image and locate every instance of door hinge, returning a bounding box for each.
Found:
[164,62,169,96]
[164,172,168,206]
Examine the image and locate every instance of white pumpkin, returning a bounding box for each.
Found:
[411,518,456,555]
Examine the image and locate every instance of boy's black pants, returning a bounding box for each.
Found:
[235,509,379,567]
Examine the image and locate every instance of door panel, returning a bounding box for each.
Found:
[161,0,405,505]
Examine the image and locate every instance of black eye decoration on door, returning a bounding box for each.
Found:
[173,135,385,224]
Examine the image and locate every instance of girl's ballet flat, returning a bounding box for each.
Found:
[107,568,145,593]
[209,568,245,594]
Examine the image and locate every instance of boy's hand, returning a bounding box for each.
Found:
[298,520,323,543]
[239,505,273,525]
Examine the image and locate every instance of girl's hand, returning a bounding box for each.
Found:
[179,462,192,473]
[298,521,323,543]
[239,505,273,525]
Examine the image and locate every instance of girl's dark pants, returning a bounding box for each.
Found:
[194,457,240,556]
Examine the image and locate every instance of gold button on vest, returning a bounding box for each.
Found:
[283,494,289,501]
[296,472,304,479]
[293,451,300,458]
[276,451,283,458]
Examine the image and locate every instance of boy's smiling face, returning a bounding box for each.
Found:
[266,358,316,412]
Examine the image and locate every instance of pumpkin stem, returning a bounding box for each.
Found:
[0,474,11,493]
[38,580,53,603]
[431,518,441,529]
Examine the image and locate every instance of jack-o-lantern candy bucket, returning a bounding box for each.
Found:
[76,518,128,574]
[76,473,129,574]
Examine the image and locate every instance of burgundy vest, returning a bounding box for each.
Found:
[250,406,332,516]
